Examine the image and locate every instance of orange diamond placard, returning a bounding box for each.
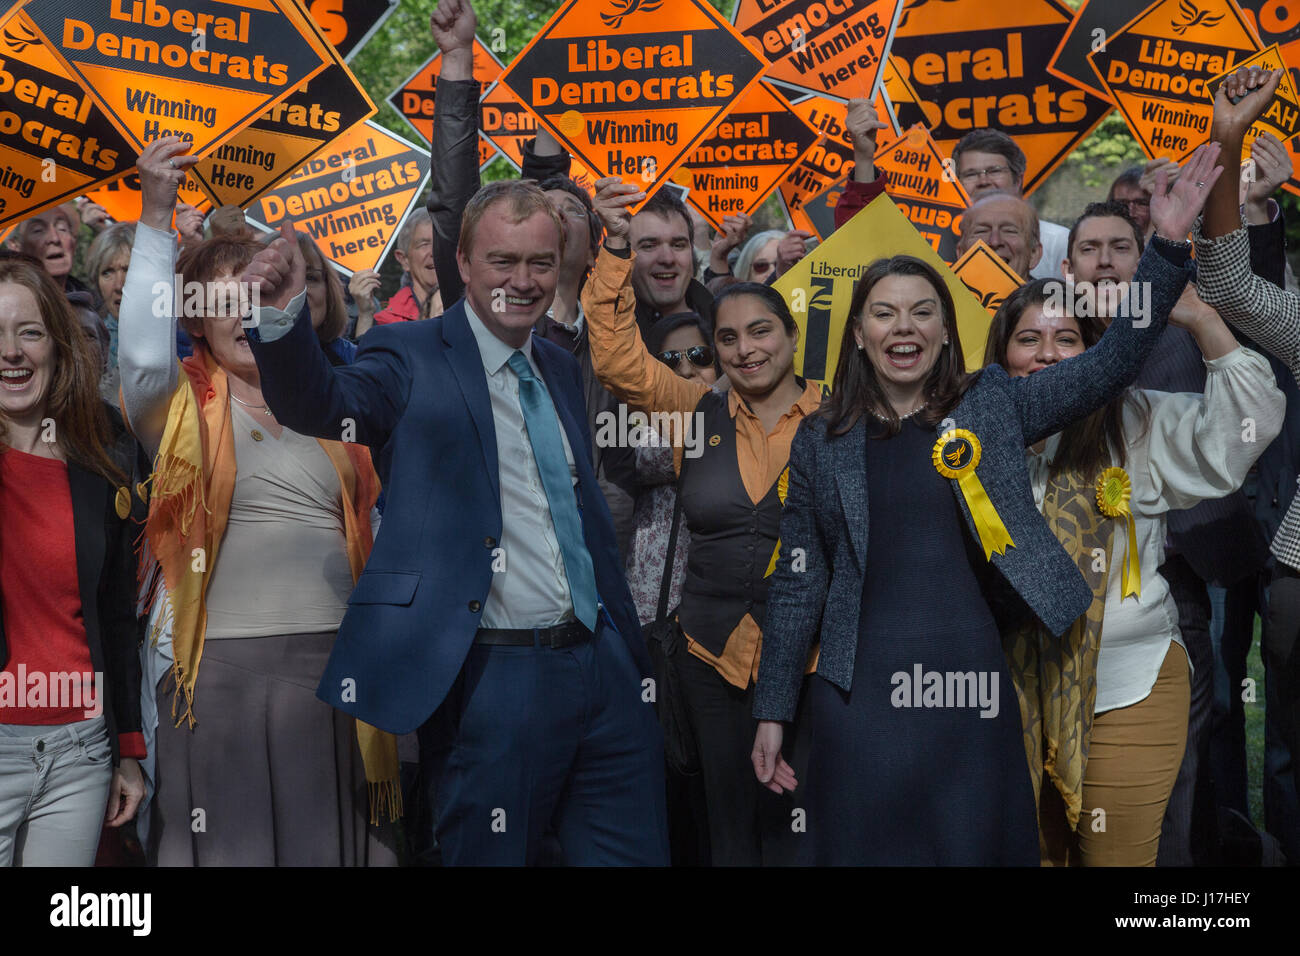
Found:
[1088,0,1260,161]
[731,0,901,102]
[875,123,970,261]
[952,239,1023,317]
[0,7,139,228]
[243,119,430,275]
[190,3,376,208]
[497,0,769,213]
[778,91,897,237]
[388,37,503,168]
[680,82,820,230]
[22,0,335,160]
[888,0,1112,196]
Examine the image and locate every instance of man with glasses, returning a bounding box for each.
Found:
[952,128,1068,281]
[1109,166,1154,241]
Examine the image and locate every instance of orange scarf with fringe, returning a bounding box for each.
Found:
[141,345,401,823]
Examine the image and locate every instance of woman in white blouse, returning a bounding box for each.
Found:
[984,276,1284,866]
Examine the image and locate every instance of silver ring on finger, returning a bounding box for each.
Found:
[1196,181,1206,188]
[168,159,176,169]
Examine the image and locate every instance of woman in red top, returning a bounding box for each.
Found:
[0,252,146,866]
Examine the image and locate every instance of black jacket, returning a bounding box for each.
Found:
[0,405,145,765]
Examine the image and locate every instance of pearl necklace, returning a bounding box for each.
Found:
[872,400,927,423]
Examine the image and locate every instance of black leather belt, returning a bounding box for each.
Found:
[474,620,597,648]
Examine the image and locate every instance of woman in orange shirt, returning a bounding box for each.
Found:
[583,178,817,865]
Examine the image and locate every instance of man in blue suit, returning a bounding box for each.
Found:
[242,181,669,866]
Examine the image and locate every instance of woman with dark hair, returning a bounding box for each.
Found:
[117,137,399,866]
[0,252,146,865]
[295,233,355,366]
[626,312,718,625]
[585,179,817,866]
[749,143,1221,864]
[986,279,1281,865]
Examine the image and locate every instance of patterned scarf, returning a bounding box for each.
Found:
[139,345,401,822]
[1002,467,1111,842]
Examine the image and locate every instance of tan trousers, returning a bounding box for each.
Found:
[1041,642,1190,866]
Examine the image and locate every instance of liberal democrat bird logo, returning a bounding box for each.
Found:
[601,0,665,29]
[1171,0,1223,35]
[2,18,39,54]
[942,438,974,470]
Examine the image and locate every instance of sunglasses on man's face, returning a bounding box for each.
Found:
[657,345,715,370]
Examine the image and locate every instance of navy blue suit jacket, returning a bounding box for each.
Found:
[248,299,647,735]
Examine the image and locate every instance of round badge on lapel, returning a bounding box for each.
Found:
[251,429,264,442]
[708,434,721,447]
[114,486,130,519]
[135,480,149,502]
[933,429,980,477]
[931,428,1013,559]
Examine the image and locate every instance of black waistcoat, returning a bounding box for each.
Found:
[676,392,783,657]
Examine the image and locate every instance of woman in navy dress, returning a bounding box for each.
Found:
[751,144,1222,864]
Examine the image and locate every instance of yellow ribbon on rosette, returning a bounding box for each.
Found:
[932,428,1014,559]
[764,465,790,578]
[1096,466,1140,599]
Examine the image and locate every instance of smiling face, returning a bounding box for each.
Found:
[956,195,1041,279]
[956,149,1021,200]
[1002,305,1084,377]
[1065,215,1141,304]
[457,204,560,348]
[19,209,78,282]
[396,218,438,302]
[97,249,130,320]
[195,269,259,378]
[713,294,797,399]
[0,282,55,425]
[629,210,693,315]
[853,273,948,403]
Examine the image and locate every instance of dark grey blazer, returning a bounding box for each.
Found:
[754,241,1194,722]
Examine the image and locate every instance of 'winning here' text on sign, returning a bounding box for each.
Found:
[22,0,335,159]
[498,0,769,213]
[0,8,137,228]
[243,119,430,275]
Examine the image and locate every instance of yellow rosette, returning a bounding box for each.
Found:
[1096,466,1140,599]
[764,466,790,577]
[932,429,1014,559]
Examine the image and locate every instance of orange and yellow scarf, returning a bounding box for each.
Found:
[140,345,401,822]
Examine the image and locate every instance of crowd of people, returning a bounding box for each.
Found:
[1,0,1299,867]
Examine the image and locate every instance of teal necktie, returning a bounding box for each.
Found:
[506,350,599,631]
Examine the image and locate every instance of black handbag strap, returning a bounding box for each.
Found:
[653,452,688,626]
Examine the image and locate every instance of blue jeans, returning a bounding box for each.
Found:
[0,717,111,866]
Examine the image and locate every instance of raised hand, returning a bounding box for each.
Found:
[431,0,476,81]
[846,97,888,181]
[175,202,206,248]
[349,268,381,314]
[241,219,307,315]
[136,136,200,232]
[76,198,111,232]
[1212,66,1284,138]
[1139,156,1179,196]
[1246,131,1293,207]
[776,229,813,275]
[591,176,645,247]
[1149,142,1222,242]
[709,213,750,274]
